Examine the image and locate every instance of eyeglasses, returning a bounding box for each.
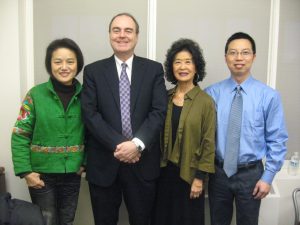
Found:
[227,50,253,58]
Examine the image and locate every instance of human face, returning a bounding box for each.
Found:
[225,39,256,83]
[51,48,77,86]
[109,15,138,61]
[173,50,196,86]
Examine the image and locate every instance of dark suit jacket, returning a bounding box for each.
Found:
[81,55,167,187]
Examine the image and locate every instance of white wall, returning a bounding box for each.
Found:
[0,0,30,201]
[277,0,300,159]
[1,1,300,225]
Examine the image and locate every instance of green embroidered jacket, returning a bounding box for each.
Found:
[11,79,85,175]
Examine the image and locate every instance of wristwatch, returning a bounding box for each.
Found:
[132,140,143,153]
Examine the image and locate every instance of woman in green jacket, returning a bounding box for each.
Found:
[152,39,215,225]
[11,38,85,225]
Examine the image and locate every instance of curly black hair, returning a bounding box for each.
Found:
[164,38,206,85]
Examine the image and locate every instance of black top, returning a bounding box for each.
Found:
[51,78,77,111]
[171,103,206,180]
[171,104,182,149]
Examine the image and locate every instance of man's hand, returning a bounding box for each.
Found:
[190,178,203,199]
[25,172,45,189]
[114,141,141,163]
[253,180,271,199]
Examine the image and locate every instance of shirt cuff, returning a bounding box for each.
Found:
[132,137,145,151]
[18,172,31,179]
[261,169,276,184]
[195,170,206,180]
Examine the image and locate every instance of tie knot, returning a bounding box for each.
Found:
[121,63,127,70]
[236,85,242,94]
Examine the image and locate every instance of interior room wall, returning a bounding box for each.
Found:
[0,0,30,201]
[276,0,300,159]
[1,1,299,224]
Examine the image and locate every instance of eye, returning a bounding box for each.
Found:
[53,60,61,65]
[67,60,75,64]
[125,28,134,34]
[241,51,251,56]
[112,28,120,33]
[227,50,237,56]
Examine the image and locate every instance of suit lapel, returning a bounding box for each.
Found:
[103,56,120,111]
[131,56,145,114]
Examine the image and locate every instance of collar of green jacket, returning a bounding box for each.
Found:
[168,84,201,101]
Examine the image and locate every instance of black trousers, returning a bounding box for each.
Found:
[151,163,205,225]
[208,161,263,225]
[89,164,156,225]
[29,173,81,225]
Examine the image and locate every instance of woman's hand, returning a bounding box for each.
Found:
[76,166,86,176]
[190,178,203,199]
[24,172,45,189]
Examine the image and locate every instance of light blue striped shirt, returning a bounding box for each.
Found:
[205,76,288,184]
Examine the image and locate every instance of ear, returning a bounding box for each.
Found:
[225,54,229,63]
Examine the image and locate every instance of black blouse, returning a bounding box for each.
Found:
[171,103,206,180]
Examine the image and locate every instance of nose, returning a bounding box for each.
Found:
[179,62,187,69]
[119,30,126,37]
[61,62,68,70]
[236,52,243,60]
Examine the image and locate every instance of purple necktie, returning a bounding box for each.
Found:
[119,63,132,139]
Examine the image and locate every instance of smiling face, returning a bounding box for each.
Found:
[51,48,77,85]
[225,38,256,83]
[173,50,196,86]
[109,15,138,61]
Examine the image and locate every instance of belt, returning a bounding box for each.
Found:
[215,159,261,169]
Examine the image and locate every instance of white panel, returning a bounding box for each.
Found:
[0,0,30,201]
[277,0,300,158]
[19,0,34,96]
[147,0,157,60]
[267,0,280,89]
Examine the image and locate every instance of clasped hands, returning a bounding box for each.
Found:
[114,141,141,163]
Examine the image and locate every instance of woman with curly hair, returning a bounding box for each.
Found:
[151,39,215,225]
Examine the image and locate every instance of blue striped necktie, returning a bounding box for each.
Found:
[223,85,243,177]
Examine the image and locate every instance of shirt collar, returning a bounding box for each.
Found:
[114,55,134,70]
[228,75,254,95]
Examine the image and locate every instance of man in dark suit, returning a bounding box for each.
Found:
[81,13,167,225]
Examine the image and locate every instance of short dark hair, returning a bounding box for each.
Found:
[45,38,84,77]
[225,32,256,54]
[108,12,140,34]
[164,38,206,85]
